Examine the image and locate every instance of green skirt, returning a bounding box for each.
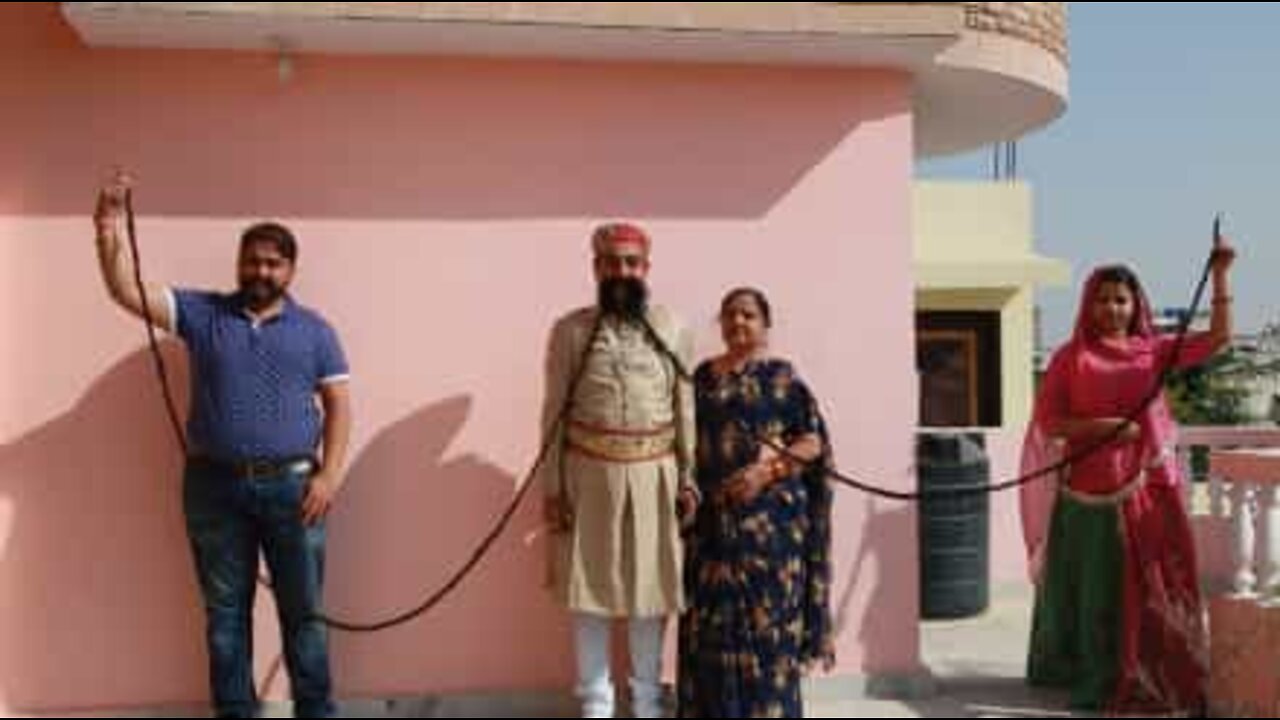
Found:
[1026,494,1123,710]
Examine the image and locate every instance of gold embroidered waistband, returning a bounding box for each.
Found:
[565,421,676,463]
[1059,451,1168,507]
[1061,474,1145,507]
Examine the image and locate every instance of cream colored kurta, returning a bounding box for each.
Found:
[539,305,695,617]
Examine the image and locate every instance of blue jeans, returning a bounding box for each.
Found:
[183,461,335,718]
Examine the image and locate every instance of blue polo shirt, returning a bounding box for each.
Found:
[172,289,349,462]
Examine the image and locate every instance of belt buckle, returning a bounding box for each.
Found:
[288,458,315,477]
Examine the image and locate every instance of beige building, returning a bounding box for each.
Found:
[914,180,1070,582]
[914,180,1069,431]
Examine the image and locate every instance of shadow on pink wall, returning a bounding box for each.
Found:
[0,347,564,712]
[0,2,915,711]
[325,396,567,697]
[0,346,204,712]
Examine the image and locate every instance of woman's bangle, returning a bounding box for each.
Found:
[769,456,791,480]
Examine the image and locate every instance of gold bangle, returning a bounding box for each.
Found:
[770,456,791,479]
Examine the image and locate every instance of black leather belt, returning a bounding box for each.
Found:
[189,455,317,480]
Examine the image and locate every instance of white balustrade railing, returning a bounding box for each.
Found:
[1178,427,1280,598]
[1208,447,1280,599]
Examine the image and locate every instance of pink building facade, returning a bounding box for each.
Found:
[0,2,1068,714]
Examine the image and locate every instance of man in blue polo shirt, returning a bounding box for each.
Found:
[93,171,350,718]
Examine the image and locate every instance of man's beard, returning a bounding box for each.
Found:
[239,278,286,309]
[597,277,648,321]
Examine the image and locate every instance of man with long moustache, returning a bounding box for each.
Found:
[538,222,698,718]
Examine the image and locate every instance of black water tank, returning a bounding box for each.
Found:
[917,432,990,620]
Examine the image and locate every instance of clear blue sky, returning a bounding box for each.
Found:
[919,2,1279,347]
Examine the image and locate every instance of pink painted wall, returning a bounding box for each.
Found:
[985,429,1032,584]
[0,3,919,713]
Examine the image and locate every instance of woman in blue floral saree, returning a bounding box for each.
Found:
[677,288,834,719]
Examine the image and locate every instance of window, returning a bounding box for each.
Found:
[917,311,1002,427]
